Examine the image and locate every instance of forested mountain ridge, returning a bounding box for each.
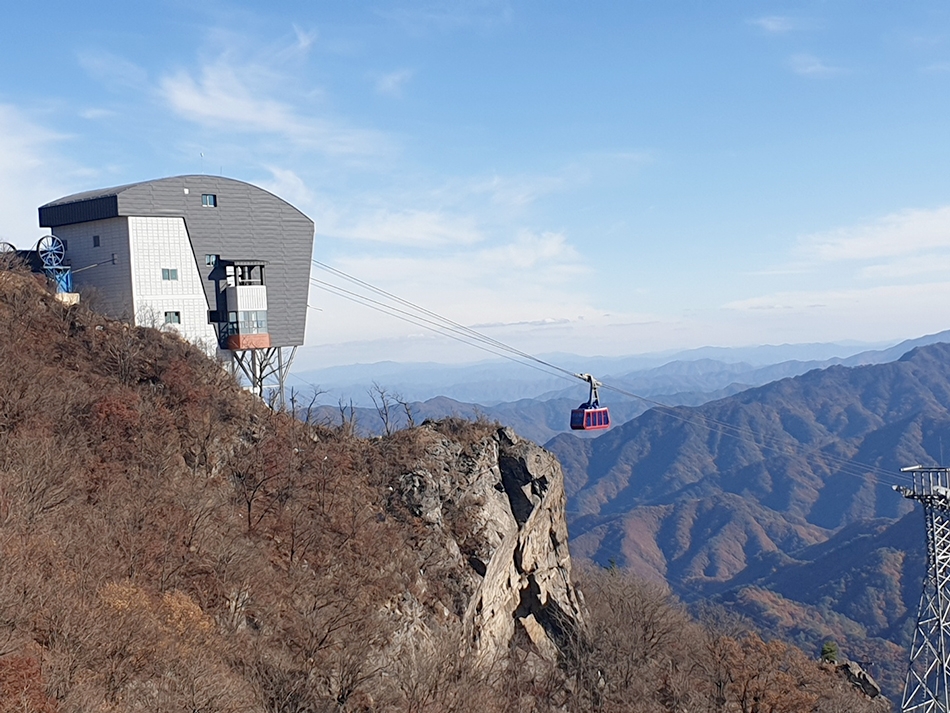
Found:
[0,269,884,710]
[547,343,950,699]
[550,343,950,574]
[0,268,588,710]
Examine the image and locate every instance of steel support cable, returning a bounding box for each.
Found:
[311,259,579,381]
[308,263,915,487]
[309,277,579,384]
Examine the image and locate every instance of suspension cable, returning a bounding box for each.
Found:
[312,259,580,380]
[310,277,579,384]
[308,259,916,486]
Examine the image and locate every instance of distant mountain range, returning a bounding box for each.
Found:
[545,342,950,699]
[294,330,950,445]
[293,332,950,699]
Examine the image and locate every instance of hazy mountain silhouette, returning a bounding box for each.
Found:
[293,330,950,444]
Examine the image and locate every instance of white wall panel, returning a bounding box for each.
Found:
[128,216,219,353]
[225,285,268,312]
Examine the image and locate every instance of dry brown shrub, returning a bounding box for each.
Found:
[0,654,58,713]
[0,272,891,713]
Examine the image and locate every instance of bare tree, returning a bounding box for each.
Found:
[395,392,416,429]
[369,381,396,436]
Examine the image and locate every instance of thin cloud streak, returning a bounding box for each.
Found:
[292,24,318,53]
[0,105,75,246]
[723,282,950,318]
[380,1,514,33]
[749,16,797,34]
[326,209,483,247]
[159,60,389,156]
[799,205,950,263]
[787,53,846,76]
[78,50,149,88]
[375,69,414,96]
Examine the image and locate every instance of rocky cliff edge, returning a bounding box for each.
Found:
[393,423,585,663]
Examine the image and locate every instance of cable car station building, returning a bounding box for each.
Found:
[38,175,314,400]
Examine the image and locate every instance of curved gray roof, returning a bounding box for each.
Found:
[39,175,310,226]
[40,180,149,209]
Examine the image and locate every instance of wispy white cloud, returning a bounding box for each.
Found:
[722,283,950,333]
[859,254,950,280]
[787,53,846,76]
[311,229,593,352]
[327,208,483,247]
[922,61,950,73]
[375,69,414,96]
[259,166,315,210]
[159,60,388,156]
[479,230,582,273]
[749,16,797,34]
[799,205,950,263]
[79,108,116,120]
[334,230,590,284]
[0,105,74,246]
[725,205,950,349]
[381,1,513,33]
[292,24,318,53]
[466,172,568,208]
[78,50,148,88]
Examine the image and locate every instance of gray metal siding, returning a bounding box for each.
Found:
[54,217,134,321]
[39,195,119,227]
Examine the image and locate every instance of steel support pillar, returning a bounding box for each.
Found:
[895,466,950,713]
[228,346,297,410]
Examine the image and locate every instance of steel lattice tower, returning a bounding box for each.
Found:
[895,466,950,713]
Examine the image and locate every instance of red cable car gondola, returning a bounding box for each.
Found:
[570,373,610,431]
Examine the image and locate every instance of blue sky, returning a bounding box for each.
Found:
[3,1,950,367]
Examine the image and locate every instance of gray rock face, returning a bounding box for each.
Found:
[395,424,585,663]
[837,660,883,699]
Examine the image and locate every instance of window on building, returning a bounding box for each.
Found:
[93,235,100,248]
[201,193,217,207]
[164,311,181,325]
[161,268,179,281]
[226,264,264,286]
[226,310,268,335]
[205,254,218,266]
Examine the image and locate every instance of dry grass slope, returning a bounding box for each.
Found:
[0,270,885,711]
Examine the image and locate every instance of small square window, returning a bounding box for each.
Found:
[205,254,218,266]
[93,235,100,248]
[161,268,179,281]
[164,311,181,325]
[201,193,217,207]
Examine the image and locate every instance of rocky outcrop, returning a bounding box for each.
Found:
[395,424,585,663]
[837,660,883,699]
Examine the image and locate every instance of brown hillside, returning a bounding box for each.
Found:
[0,270,884,712]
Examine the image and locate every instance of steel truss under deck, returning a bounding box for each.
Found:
[895,466,950,713]
[228,346,297,410]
